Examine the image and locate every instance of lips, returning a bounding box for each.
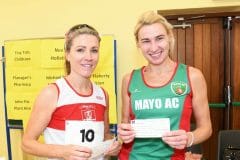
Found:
[81,63,94,68]
[149,50,163,58]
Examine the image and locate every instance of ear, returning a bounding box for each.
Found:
[65,52,70,61]
[136,41,140,48]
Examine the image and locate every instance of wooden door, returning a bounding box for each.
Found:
[167,16,240,159]
[231,18,240,129]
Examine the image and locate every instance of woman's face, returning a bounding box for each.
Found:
[66,34,100,78]
[137,23,170,65]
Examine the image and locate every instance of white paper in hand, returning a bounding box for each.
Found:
[131,118,170,138]
[90,138,115,159]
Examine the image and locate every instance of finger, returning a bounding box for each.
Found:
[105,141,120,153]
[72,147,92,158]
[75,151,91,158]
[118,130,135,139]
[118,123,133,131]
[172,139,187,146]
[70,153,90,160]
[71,155,88,160]
[104,148,120,156]
[192,153,202,158]
[162,133,188,143]
[74,146,92,154]
[105,146,120,156]
[121,135,135,143]
[163,130,186,137]
[162,137,187,149]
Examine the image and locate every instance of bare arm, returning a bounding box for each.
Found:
[121,73,131,123]
[22,84,63,157]
[162,67,212,149]
[22,84,91,159]
[189,67,212,145]
[117,73,135,143]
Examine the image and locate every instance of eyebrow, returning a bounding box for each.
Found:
[75,45,86,48]
[140,34,165,41]
[74,45,99,49]
[140,38,150,42]
[157,34,165,37]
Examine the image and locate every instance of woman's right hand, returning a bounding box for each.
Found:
[118,123,135,143]
[62,145,92,160]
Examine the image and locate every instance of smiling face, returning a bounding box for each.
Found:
[137,23,170,65]
[66,34,100,78]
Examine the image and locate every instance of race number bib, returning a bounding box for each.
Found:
[65,120,104,147]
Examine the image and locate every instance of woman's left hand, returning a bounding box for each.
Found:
[104,140,122,156]
[162,130,188,149]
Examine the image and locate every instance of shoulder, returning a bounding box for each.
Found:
[92,83,109,103]
[32,83,59,113]
[100,86,109,98]
[36,83,59,102]
[122,68,141,83]
[188,66,205,82]
[188,66,207,94]
[122,72,134,87]
[122,72,131,82]
[93,82,107,94]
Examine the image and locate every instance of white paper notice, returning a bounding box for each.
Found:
[90,138,115,159]
[131,118,170,138]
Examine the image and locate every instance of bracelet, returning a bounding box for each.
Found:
[187,132,194,147]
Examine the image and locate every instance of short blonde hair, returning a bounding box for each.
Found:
[134,11,175,55]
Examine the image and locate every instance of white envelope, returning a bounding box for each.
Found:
[90,138,115,159]
[131,118,170,138]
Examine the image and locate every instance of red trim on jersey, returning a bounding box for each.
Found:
[47,103,105,130]
[141,63,179,88]
[171,94,193,159]
[64,77,93,97]
[187,66,193,97]
[129,98,135,120]
[100,87,107,101]
[51,83,60,100]
[127,71,136,120]
[119,71,136,160]
[119,141,134,160]
[127,70,134,96]
[170,149,185,160]
[179,94,192,131]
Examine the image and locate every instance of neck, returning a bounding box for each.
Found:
[66,74,92,94]
[145,58,176,74]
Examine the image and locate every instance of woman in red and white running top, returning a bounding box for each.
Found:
[22,24,121,160]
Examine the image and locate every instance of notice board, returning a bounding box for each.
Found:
[4,36,117,129]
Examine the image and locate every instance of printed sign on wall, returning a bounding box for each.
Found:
[4,36,117,128]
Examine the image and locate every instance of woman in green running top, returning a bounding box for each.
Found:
[118,11,212,160]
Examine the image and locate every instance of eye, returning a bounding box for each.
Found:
[76,48,84,53]
[156,36,164,41]
[141,39,150,44]
[91,48,99,53]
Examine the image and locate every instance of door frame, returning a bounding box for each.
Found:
[158,6,240,20]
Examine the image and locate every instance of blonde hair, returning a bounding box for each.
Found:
[64,24,101,74]
[134,11,175,55]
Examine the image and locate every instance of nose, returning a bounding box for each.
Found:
[84,51,92,60]
[150,41,158,52]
